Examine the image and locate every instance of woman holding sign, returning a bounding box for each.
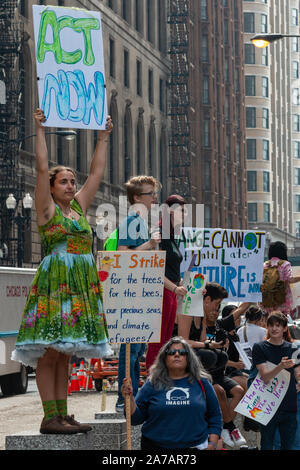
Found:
[12,108,113,434]
[122,336,222,450]
[145,195,188,371]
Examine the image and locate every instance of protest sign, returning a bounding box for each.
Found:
[97,251,166,344]
[234,362,290,425]
[177,271,207,317]
[234,341,252,371]
[178,227,266,302]
[32,5,107,129]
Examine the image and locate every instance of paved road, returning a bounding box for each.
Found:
[0,375,118,451]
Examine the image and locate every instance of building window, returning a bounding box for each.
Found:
[124,49,129,88]
[202,34,208,61]
[262,77,269,97]
[159,78,165,112]
[262,108,269,128]
[244,12,255,33]
[245,76,256,96]
[204,162,210,190]
[293,61,299,79]
[204,205,211,228]
[294,141,300,158]
[293,37,299,52]
[296,221,300,238]
[246,107,256,128]
[109,38,115,78]
[245,44,255,64]
[203,76,209,104]
[136,59,142,96]
[247,171,257,191]
[293,88,300,105]
[147,0,155,44]
[204,120,210,147]
[263,139,269,160]
[296,195,300,212]
[201,0,208,19]
[295,168,300,185]
[292,8,299,26]
[264,203,270,222]
[247,139,256,159]
[122,0,131,23]
[263,171,270,192]
[135,0,143,33]
[248,203,257,222]
[261,14,268,33]
[261,47,268,65]
[148,69,154,104]
[294,114,300,132]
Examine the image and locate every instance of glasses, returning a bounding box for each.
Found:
[166,349,187,356]
[139,191,158,197]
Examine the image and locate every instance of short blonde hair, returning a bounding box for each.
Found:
[49,166,76,187]
[125,175,160,205]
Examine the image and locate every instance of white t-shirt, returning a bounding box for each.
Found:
[237,323,266,348]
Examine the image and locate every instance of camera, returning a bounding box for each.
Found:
[215,324,229,345]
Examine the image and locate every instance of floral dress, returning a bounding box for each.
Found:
[12,199,112,367]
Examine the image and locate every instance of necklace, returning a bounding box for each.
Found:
[61,207,72,218]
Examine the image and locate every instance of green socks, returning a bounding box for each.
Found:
[42,400,58,421]
[56,399,68,417]
[42,399,68,420]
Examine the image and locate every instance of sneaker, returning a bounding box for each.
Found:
[221,429,235,448]
[230,428,247,447]
[115,399,125,413]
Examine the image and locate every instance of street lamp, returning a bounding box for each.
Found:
[251,33,300,48]
[22,129,77,143]
[5,192,33,267]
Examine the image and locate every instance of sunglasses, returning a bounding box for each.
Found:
[166,349,187,356]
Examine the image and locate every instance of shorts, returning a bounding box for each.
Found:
[213,374,239,397]
[226,367,248,379]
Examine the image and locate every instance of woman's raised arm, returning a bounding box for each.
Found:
[75,116,113,214]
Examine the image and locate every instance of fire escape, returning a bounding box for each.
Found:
[0,0,25,265]
[167,0,191,200]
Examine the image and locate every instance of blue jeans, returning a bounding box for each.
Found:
[117,343,146,403]
[274,394,300,450]
[260,410,297,450]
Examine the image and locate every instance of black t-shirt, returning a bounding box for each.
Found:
[160,237,183,284]
[252,340,298,412]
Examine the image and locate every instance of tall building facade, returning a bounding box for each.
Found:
[244,0,300,251]
[187,0,248,228]
[0,0,170,267]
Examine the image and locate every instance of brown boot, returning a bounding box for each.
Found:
[40,415,81,434]
[62,414,92,433]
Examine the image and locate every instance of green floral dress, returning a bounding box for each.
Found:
[12,199,112,367]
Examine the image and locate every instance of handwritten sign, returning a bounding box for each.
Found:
[234,341,252,371]
[97,251,166,344]
[234,362,290,425]
[178,228,266,302]
[291,266,300,310]
[177,272,207,317]
[32,5,107,129]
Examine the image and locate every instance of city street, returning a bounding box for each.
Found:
[0,375,118,451]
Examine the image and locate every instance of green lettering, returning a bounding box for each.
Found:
[73,18,100,66]
[58,16,82,64]
[37,10,62,63]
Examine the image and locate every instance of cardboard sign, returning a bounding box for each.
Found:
[234,341,253,371]
[179,228,266,302]
[234,362,290,425]
[97,251,166,344]
[32,5,107,129]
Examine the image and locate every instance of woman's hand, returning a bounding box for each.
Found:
[34,108,46,128]
[97,115,113,141]
[175,286,187,297]
[121,377,133,398]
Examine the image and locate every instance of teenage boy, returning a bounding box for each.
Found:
[177,283,250,447]
[252,311,300,450]
[115,176,161,412]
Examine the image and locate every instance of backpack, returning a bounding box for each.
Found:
[103,228,119,251]
[261,260,286,308]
